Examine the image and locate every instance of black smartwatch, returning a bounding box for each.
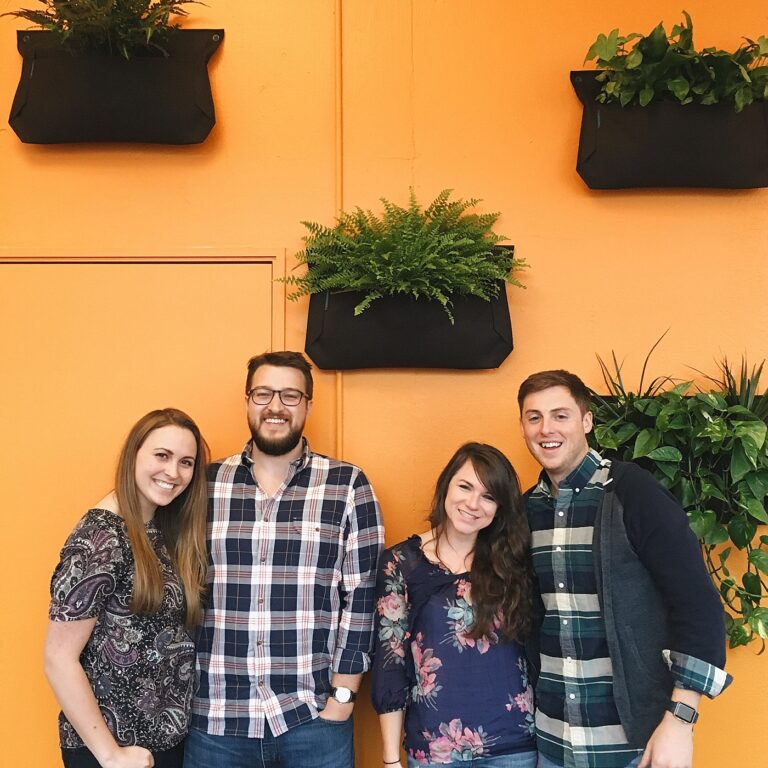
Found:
[330,686,357,704]
[666,701,699,724]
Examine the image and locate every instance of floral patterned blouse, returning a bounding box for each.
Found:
[49,508,195,752]
[372,536,535,764]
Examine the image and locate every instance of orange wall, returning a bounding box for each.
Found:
[1,2,766,766]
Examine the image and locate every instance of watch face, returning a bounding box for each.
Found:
[670,702,697,723]
[333,687,353,703]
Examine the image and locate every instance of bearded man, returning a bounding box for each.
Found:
[184,351,384,768]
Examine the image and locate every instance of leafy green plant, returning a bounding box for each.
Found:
[3,0,198,58]
[585,11,768,112]
[282,189,526,322]
[590,343,768,649]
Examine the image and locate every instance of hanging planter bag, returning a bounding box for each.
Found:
[304,287,513,370]
[9,29,223,144]
[571,70,768,189]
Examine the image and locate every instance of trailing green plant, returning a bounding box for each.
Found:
[590,341,768,650]
[282,189,525,323]
[585,11,768,112]
[3,0,199,58]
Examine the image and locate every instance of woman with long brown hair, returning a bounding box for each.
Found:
[372,442,536,768]
[45,409,209,768]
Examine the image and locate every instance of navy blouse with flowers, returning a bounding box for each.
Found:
[372,536,535,765]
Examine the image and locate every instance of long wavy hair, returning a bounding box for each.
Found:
[428,442,532,640]
[115,408,209,627]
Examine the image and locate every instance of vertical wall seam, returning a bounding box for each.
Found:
[410,0,416,181]
[334,0,345,459]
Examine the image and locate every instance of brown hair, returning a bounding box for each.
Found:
[115,408,209,627]
[517,369,591,415]
[428,442,532,640]
[245,351,314,399]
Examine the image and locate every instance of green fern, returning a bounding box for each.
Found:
[282,189,526,323]
[3,0,200,58]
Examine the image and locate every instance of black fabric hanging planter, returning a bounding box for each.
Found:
[571,70,768,189]
[9,29,223,144]
[304,287,514,370]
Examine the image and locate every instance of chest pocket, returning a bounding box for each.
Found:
[289,518,344,570]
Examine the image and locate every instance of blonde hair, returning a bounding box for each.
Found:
[115,408,209,627]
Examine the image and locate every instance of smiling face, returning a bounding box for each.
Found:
[246,364,312,458]
[134,425,197,521]
[443,459,499,540]
[520,385,593,487]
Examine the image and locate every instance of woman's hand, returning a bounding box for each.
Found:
[103,746,155,768]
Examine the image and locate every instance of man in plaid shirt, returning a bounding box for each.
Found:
[518,370,731,768]
[184,351,384,768]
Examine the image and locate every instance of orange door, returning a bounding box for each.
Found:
[0,258,281,766]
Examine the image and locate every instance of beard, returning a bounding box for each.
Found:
[250,421,304,457]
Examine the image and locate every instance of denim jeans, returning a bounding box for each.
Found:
[406,751,537,768]
[183,717,354,768]
[536,754,642,768]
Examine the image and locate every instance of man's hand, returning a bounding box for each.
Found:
[638,712,694,768]
[318,697,354,722]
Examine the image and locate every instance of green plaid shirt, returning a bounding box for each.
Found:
[527,450,731,768]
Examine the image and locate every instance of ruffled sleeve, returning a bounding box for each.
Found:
[371,542,412,714]
[49,509,130,622]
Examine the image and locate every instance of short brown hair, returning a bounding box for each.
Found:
[517,369,591,415]
[246,351,314,398]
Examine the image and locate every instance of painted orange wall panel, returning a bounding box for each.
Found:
[1,1,766,767]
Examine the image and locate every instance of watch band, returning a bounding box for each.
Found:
[666,701,699,724]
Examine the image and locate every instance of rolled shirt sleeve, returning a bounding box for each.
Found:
[332,469,385,674]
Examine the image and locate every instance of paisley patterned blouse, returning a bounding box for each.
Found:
[49,508,195,751]
[372,536,535,765]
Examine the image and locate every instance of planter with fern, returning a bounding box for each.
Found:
[573,12,768,189]
[590,341,768,650]
[5,2,223,144]
[283,190,525,370]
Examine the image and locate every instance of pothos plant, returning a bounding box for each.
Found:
[585,11,768,112]
[282,189,526,323]
[3,0,199,58]
[589,339,768,650]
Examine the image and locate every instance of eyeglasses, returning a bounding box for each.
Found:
[247,387,310,407]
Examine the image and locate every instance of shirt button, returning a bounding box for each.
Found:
[259,679,265,685]
[261,557,266,564]
[558,511,564,517]
[556,546,562,552]
[563,619,568,625]
[569,693,576,700]
[575,488,580,493]
[258,599,264,604]
[566,656,572,662]
[558,582,565,589]
[257,640,263,646]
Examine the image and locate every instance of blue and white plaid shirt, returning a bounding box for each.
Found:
[191,439,384,738]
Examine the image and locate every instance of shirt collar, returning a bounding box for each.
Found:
[536,448,604,495]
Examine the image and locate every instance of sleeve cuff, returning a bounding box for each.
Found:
[332,648,371,675]
[663,649,733,698]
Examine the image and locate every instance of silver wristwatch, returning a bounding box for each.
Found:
[330,686,357,704]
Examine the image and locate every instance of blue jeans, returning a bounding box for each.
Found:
[407,751,537,768]
[183,717,354,768]
[536,755,642,768]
